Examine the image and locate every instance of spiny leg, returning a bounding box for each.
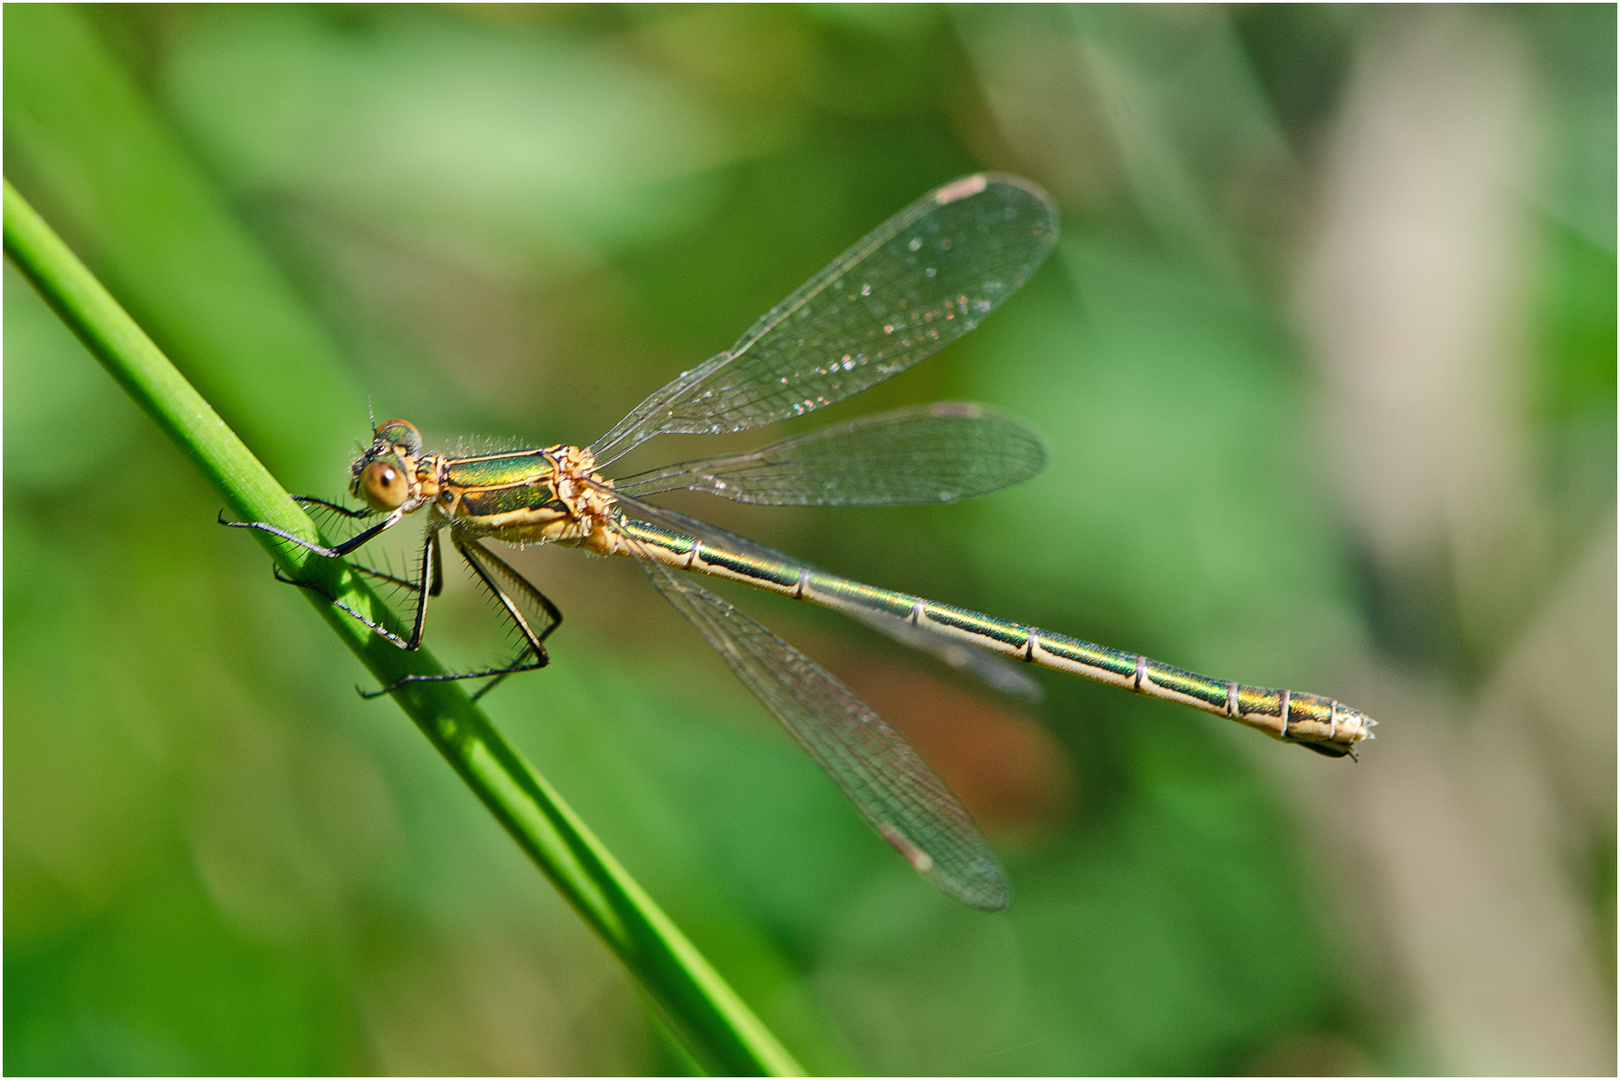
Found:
[271,525,439,652]
[348,519,444,597]
[228,502,558,701]
[459,539,562,702]
[219,503,404,559]
[287,496,439,597]
[251,496,426,591]
[360,538,561,700]
[293,561,418,595]
[221,496,422,648]
[291,494,371,519]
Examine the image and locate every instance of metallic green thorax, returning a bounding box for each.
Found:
[445,450,569,520]
[445,449,556,489]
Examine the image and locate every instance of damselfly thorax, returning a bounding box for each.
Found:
[227,174,1376,911]
[352,421,618,549]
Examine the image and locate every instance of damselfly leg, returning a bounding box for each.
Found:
[223,497,424,649]
[357,537,562,702]
[224,502,562,701]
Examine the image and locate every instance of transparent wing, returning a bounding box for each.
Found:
[612,402,1048,507]
[589,174,1058,465]
[605,487,1043,701]
[634,550,1009,910]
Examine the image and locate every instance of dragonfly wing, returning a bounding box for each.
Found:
[613,402,1048,506]
[589,174,1057,464]
[606,488,1044,702]
[635,552,1009,910]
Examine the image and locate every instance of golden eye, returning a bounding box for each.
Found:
[360,460,409,511]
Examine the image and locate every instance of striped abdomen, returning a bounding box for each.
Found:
[607,518,1374,756]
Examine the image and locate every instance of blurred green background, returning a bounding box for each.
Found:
[5,4,1613,1074]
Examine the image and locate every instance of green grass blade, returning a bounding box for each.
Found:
[4,177,803,1078]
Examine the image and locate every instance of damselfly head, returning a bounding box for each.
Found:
[351,419,423,512]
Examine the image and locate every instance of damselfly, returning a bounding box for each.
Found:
[227,174,1374,910]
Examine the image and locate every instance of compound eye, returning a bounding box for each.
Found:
[360,460,409,511]
[374,419,422,455]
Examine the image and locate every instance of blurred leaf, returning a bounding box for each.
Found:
[6,853,353,1075]
[4,261,137,490]
[966,233,1349,685]
[3,2,364,492]
[162,6,738,275]
[1537,220,1618,420]
[1515,4,1617,254]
